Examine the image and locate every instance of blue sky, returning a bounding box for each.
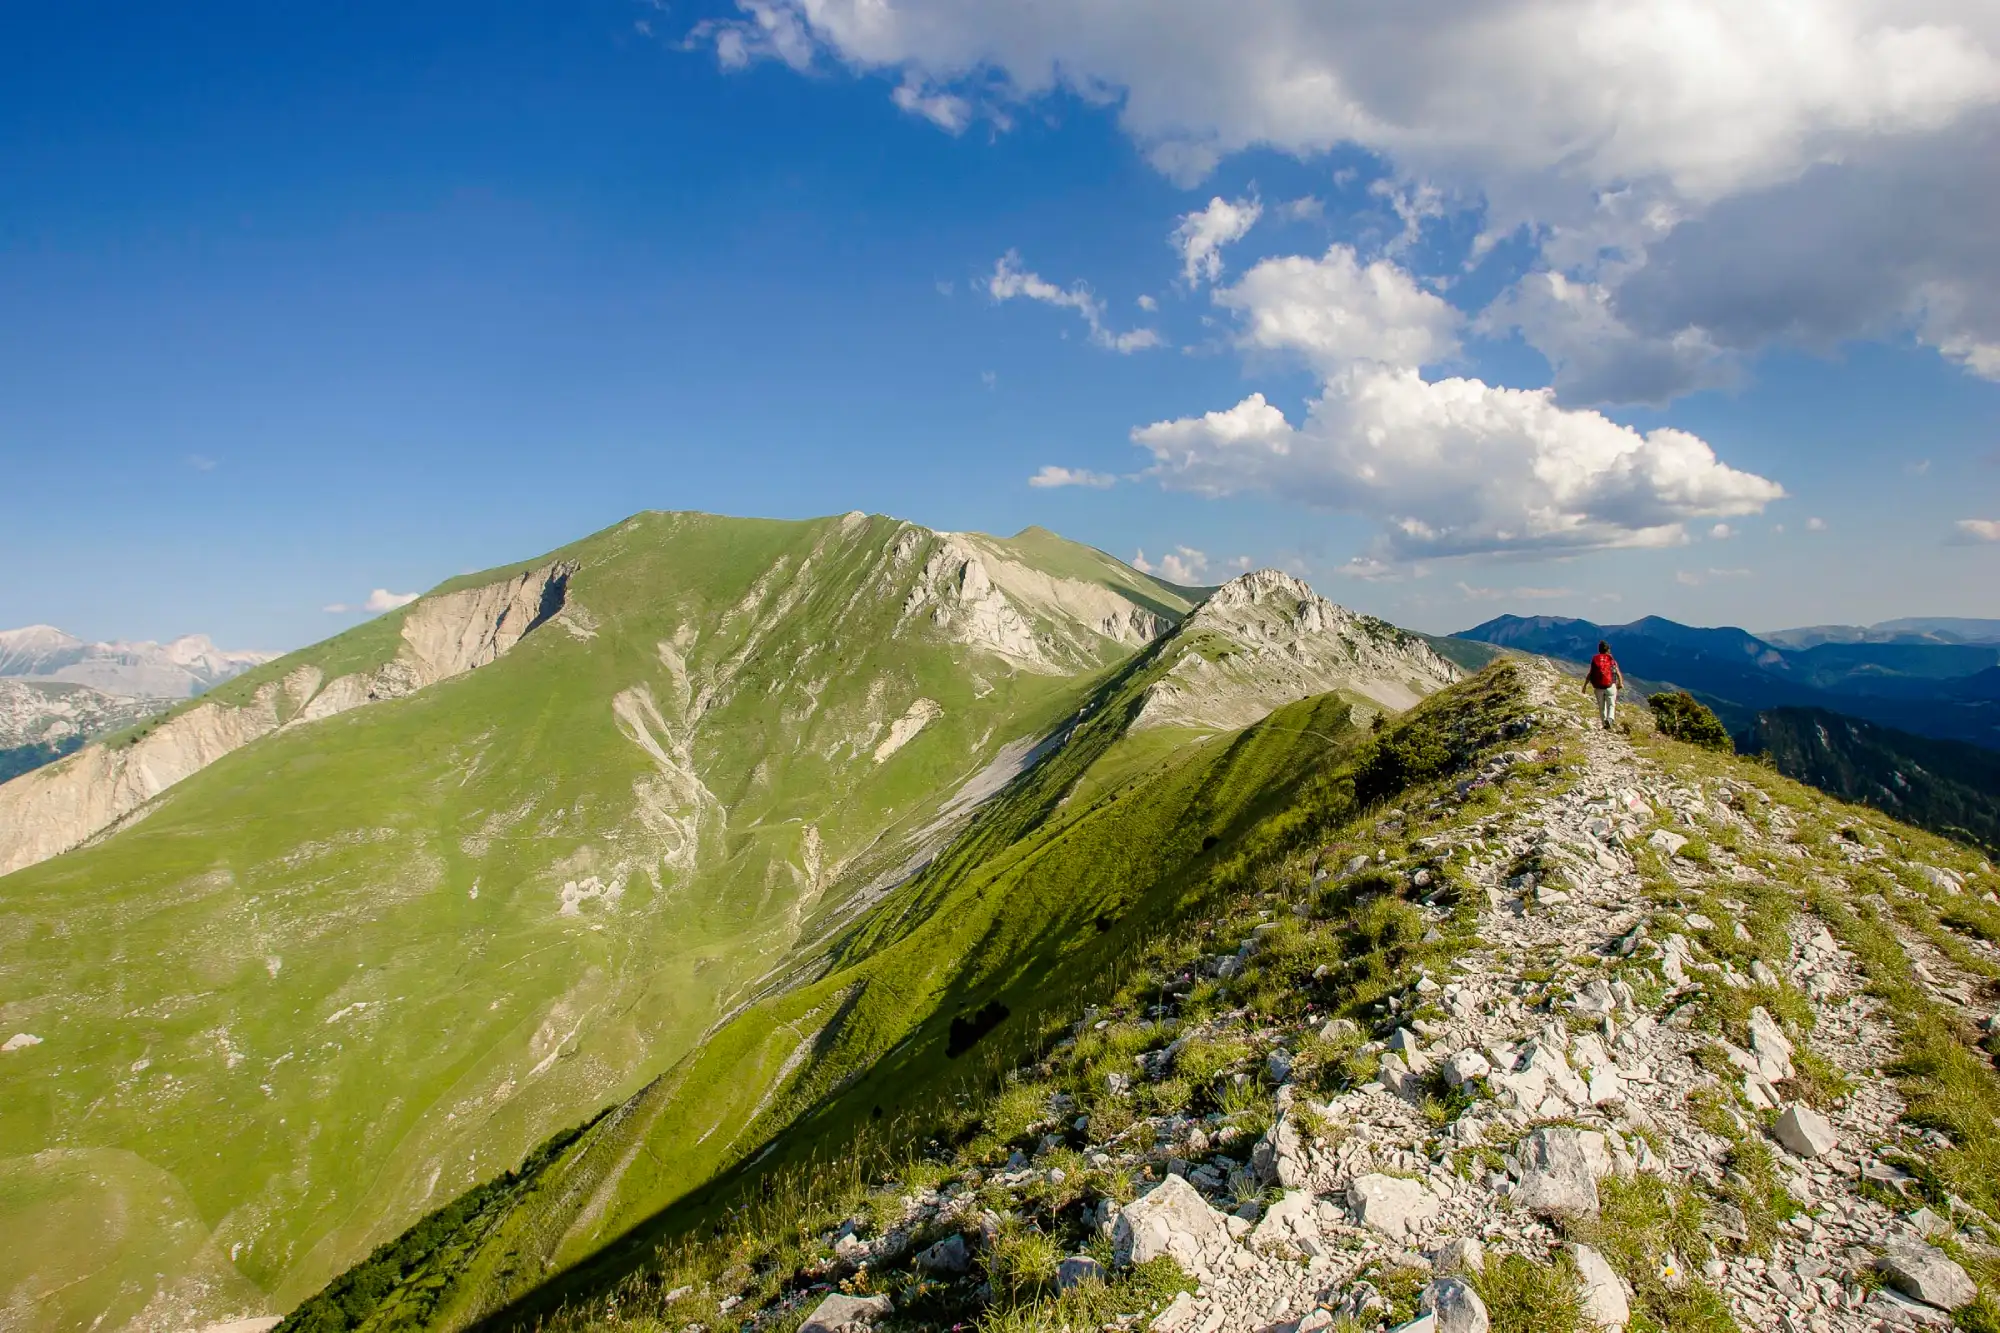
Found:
[4,0,1999,650]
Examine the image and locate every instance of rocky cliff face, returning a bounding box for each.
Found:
[0,679,169,751]
[1134,569,1461,731]
[0,561,575,876]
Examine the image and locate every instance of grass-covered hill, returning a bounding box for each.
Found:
[0,513,1459,1333]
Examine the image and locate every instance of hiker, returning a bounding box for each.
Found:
[1585,640,1624,729]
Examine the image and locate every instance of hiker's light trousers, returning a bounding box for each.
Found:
[1594,684,1618,727]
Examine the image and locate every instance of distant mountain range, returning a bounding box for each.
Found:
[1452,613,2000,751]
[1759,617,2000,649]
[0,624,272,698]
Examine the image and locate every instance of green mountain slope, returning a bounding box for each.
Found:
[1750,706,2000,853]
[0,513,1464,1333]
[0,512,1212,1331]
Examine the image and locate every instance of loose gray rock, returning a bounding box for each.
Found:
[1347,1172,1440,1239]
[1430,1237,1486,1275]
[915,1233,968,1273]
[800,1292,893,1333]
[1056,1254,1106,1290]
[1424,1276,1490,1333]
[1513,1127,1600,1218]
[1113,1173,1235,1275]
[1772,1102,1838,1159]
[1878,1239,1978,1310]
[1569,1243,1630,1330]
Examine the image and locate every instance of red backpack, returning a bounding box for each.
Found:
[1588,652,1617,687]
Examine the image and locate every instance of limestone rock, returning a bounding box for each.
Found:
[1430,1237,1486,1275]
[800,1293,892,1333]
[1878,1239,1978,1310]
[1113,1173,1236,1274]
[1424,1276,1490,1333]
[1056,1255,1106,1289]
[1442,1049,1491,1087]
[916,1233,968,1273]
[1347,1172,1440,1239]
[1513,1127,1600,1218]
[1772,1102,1838,1159]
[1647,830,1688,857]
[1569,1243,1630,1330]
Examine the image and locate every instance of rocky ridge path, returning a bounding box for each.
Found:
[1109,662,1967,1332]
[569,659,2000,1333]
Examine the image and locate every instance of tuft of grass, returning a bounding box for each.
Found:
[1474,1251,1588,1333]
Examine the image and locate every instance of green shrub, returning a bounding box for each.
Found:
[1649,692,1734,752]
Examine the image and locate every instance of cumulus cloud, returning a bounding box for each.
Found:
[1172,195,1262,285]
[1218,244,1460,371]
[1132,241,1782,561]
[1954,518,2000,542]
[690,0,2000,395]
[324,589,421,615]
[1278,196,1324,222]
[1710,523,1735,539]
[1028,465,1116,489]
[1808,517,1829,531]
[1132,545,1210,583]
[1134,376,1782,559]
[987,251,1162,353]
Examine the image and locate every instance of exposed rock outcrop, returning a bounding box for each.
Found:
[0,561,574,877]
[1133,570,1460,731]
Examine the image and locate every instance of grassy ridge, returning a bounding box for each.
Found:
[289,641,1376,1329]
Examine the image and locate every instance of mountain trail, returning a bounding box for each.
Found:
[791,660,2000,1333]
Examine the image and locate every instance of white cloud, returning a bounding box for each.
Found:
[1218,244,1460,371]
[691,0,2000,395]
[1134,242,1781,562]
[1954,518,2000,542]
[1137,294,1159,311]
[1278,196,1324,222]
[1171,195,1262,285]
[185,454,218,472]
[1134,373,1782,560]
[987,251,1161,353]
[1807,516,1829,531]
[327,589,422,615]
[1028,465,1116,489]
[1132,545,1210,583]
[1675,567,1753,586]
[1710,523,1734,539]
[1477,271,1738,406]
[891,77,972,131]
[1456,582,1576,601]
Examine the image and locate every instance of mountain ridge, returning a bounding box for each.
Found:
[0,624,273,698]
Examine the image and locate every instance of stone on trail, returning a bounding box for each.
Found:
[0,1033,41,1052]
[1347,1172,1440,1239]
[1878,1238,1978,1310]
[1113,1172,1236,1275]
[915,1232,969,1273]
[1569,1243,1630,1330]
[1150,1291,1197,1333]
[1441,1048,1491,1087]
[1747,1006,1795,1079]
[1423,1275,1491,1333]
[1056,1254,1105,1290]
[1513,1126,1600,1218]
[1430,1237,1486,1275]
[800,1292,892,1333]
[1647,829,1688,857]
[1772,1102,1839,1159]
[1251,1111,1308,1187]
